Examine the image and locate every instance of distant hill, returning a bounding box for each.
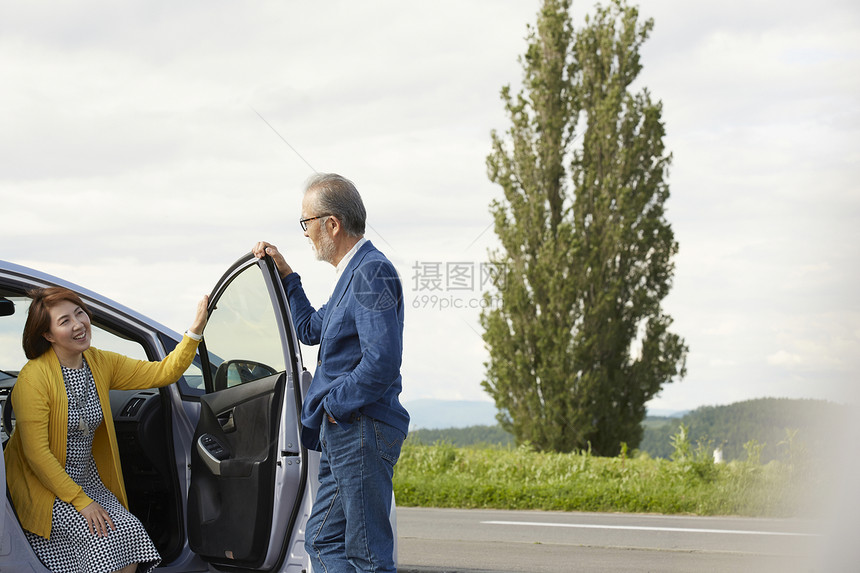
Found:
[639,397,844,462]
[405,397,844,462]
[403,399,688,430]
[407,424,515,448]
[403,399,498,430]
[646,408,689,418]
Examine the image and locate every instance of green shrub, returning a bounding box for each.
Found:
[393,439,813,517]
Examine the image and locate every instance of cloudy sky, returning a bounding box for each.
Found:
[3,0,858,414]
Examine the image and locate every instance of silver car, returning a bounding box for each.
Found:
[0,255,396,572]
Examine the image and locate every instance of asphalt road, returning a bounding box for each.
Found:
[396,507,825,573]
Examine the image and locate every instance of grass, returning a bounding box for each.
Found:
[393,433,819,517]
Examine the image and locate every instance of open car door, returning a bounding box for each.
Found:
[187,255,309,571]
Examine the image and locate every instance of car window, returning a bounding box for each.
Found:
[179,361,205,393]
[0,294,29,376]
[203,263,285,391]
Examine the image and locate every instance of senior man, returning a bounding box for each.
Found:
[253,173,409,573]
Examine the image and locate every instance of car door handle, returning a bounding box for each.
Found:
[217,410,236,432]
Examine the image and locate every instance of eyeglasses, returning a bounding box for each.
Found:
[299,214,331,232]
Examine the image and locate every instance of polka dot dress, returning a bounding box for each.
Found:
[24,359,162,573]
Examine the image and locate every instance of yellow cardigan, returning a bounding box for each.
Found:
[4,334,200,539]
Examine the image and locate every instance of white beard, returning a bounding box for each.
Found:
[312,229,337,263]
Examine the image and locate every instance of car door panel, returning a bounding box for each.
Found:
[188,373,283,564]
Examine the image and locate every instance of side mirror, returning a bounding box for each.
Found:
[0,297,14,317]
[212,360,278,391]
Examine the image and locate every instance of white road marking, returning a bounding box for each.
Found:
[481,520,819,537]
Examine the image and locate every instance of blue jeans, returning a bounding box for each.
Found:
[306,415,405,573]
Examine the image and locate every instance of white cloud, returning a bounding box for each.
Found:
[767,350,805,367]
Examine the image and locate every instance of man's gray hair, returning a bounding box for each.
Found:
[304,173,367,237]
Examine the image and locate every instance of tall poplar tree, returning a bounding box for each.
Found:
[481,0,687,455]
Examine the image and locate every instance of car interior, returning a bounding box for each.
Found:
[0,289,193,564]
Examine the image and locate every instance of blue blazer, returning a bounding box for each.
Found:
[282,241,410,451]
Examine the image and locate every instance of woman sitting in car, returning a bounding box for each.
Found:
[4,286,208,573]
